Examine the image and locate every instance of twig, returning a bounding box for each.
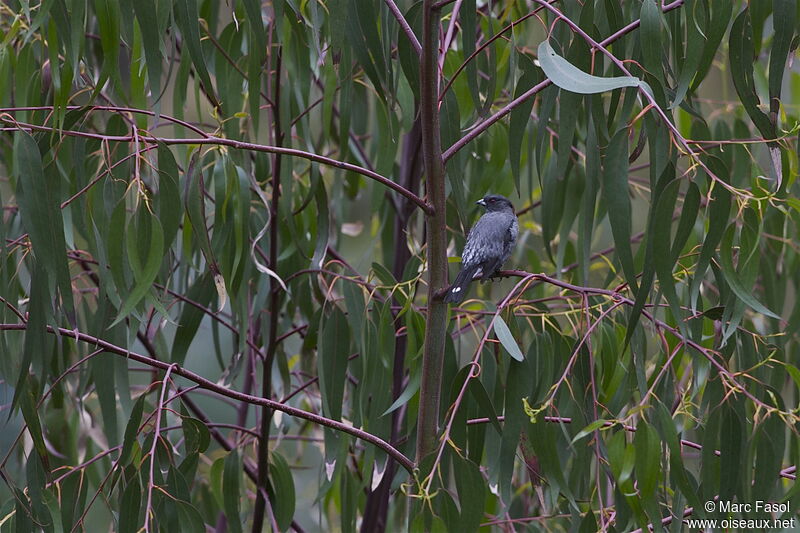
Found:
[0,323,415,473]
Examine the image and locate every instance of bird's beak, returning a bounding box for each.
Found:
[476,199,486,207]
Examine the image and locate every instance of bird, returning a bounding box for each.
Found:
[443,194,519,304]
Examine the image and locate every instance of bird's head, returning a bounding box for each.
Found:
[477,194,514,213]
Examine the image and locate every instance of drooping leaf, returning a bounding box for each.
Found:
[718,223,779,319]
[222,450,243,533]
[173,0,219,108]
[14,132,74,321]
[269,452,296,531]
[492,315,524,361]
[318,306,350,420]
[111,211,164,326]
[729,8,776,141]
[602,128,637,293]
[538,40,642,95]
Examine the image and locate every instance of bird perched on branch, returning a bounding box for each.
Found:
[443,194,518,304]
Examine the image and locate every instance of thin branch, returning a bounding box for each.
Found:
[442,0,686,162]
[496,270,781,412]
[0,323,415,473]
[438,0,558,103]
[0,105,211,138]
[0,117,434,215]
[253,44,285,533]
[532,0,745,199]
[385,0,422,56]
[145,365,178,533]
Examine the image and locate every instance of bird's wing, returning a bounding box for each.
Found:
[462,212,512,267]
[499,217,519,266]
[505,217,519,247]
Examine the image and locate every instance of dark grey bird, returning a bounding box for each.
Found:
[443,194,519,304]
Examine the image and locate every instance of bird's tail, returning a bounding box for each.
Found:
[443,265,480,304]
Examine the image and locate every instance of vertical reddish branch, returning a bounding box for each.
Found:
[252,46,284,533]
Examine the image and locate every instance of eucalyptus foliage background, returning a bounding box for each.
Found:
[1,0,799,531]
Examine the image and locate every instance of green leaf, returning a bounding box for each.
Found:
[242,0,266,130]
[120,395,145,466]
[112,211,165,326]
[345,0,389,101]
[173,0,219,108]
[91,352,120,446]
[119,477,142,533]
[175,500,206,533]
[92,0,123,98]
[654,400,713,517]
[578,112,600,284]
[132,0,163,104]
[719,400,744,502]
[492,315,524,361]
[453,456,486,533]
[468,379,502,435]
[184,153,215,270]
[537,40,642,94]
[509,57,540,193]
[396,2,422,100]
[497,359,528,504]
[652,178,686,335]
[689,160,730,311]
[670,181,700,261]
[691,0,733,91]
[527,419,576,505]
[371,261,398,287]
[768,0,797,116]
[670,0,706,108]
[182,416,211,456]
[382,368,420,417]
[318,306,351,420]
[634,422,661,498]
[222,450,243,533]
[602,128,637,293]
[461,0,480,113]
[14,132,74,320]
[639,0,664,84]
[729,8,775,141]
[718,224,779,319]
[269,452,296,531]
[171,273,214,365]
[571,419,608,444]
[18,381,48,463]
[156,143,182,250]
[24,431,49,527]
[13,260,49,413]
[753,411,786,500]
[209,456,225,509]
[540,157,567,261]
[310,172,330,276]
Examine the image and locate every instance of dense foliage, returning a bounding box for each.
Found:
[1,0,799,531]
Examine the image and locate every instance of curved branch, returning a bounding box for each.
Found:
[442,0,686,162]
[438,0,557,103]
[0,105,211,138]
[496,269,780,412]
[532,0,742,198]
[0,323,415,474]
[0,117,434,215]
